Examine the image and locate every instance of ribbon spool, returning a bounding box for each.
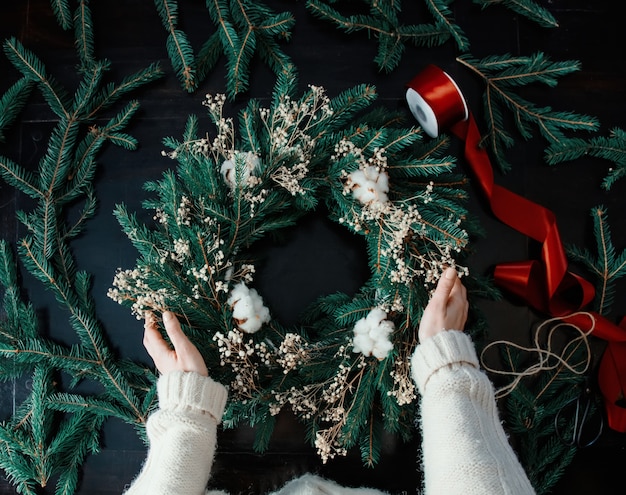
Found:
[405,64,626,432]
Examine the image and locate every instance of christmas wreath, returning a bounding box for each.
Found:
[108,66,472,466]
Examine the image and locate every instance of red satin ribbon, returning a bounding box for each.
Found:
[406,64,626,432]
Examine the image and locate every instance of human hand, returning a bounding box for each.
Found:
[143,311,208,377]
[418,267,468,343]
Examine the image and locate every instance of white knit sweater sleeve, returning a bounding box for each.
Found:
[411,331,536,495]
[123,371,228,495]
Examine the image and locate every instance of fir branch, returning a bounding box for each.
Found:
[205,0,295,99]
[0,155,43,200]
[151,0,294,97]
[49,0,73,30]
[87,62,163,118]
[358,415,382,468]
[545,128,626,191]
[567,206,626,316]
[424,0,469,51]
[154,0,198,92]
[495,322,598,494]
[0,77,33,143]
[3,37,72,119]
[72,60,109,118]
[195,32,223,82]
[0,16,162,493]
[74,0,96,70]
[306,0,451,72]
[474,0,559,28]
[457,53,599,172]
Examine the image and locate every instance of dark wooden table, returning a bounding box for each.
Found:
[1,1,625,493]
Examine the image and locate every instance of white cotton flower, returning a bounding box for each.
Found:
[352,308,394,360]
[227,282,270,333]
[221,151,260,189]
[348,166,389,205]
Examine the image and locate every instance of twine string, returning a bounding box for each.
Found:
[480,312,596,399]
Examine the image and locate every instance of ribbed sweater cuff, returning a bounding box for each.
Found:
[157,371,228,423]
[411,331,479,394]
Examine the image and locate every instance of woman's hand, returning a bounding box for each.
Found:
[418,267,469,343]
[143,311,208,377]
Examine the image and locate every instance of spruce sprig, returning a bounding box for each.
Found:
[306,0,558,72]
[457,53,599,172]
[152,0,295,97]
[205,0,295,98]
[567,206,626,316]
[0,22,162,495]
[473,0,558,29]
[306,0,451,73]
[74,0,96,70]
[0,77,33,143]
[154,0,197,92]
[424,0,469,52]
[50,0,73,31]
[0,364,105,495]
[545,128,626,190]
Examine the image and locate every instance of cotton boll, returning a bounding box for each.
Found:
[353,185,377,204]
[348,166,389,206]
[352,332,372,355]
[365,307,388,326]
[351,308,395,359]
[353,317,371,336]
[369,319,393,341]
[371,338,393,360]
[227,282,270,333]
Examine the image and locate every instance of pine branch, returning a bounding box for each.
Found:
[0,17,162,493]
[154,0,198,92]
[74,0,96,70]
[3,37,72,118]
[0,77,33,143]
[474,0,559,28]
[545,128,626,191]
[150,0,294,97]
[424,0,469,51]
[306,0,451,73]
[205,0,295,99]
[567,206,626,316]
[0,155,43,199]
[458,53,599,172]
[49,0,73,30]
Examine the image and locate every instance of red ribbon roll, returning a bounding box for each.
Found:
[406,64,626,432]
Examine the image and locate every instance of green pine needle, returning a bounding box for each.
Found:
[545,128,626,190]
[49,0,73,30]
[307,0,452,72]
[0,77,34,142]
[0,11,163,492]
[567,206,626,316]
[458,53,599,172]
[474,0,559,29]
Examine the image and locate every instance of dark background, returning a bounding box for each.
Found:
[1,0,626,493]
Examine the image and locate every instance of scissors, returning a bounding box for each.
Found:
[554,376,604,448]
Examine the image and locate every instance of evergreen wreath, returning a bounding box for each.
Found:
[108,65,474,466]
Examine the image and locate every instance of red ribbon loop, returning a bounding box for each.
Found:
[406,64,626,432]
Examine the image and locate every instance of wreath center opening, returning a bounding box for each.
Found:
[255,207,369,327]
